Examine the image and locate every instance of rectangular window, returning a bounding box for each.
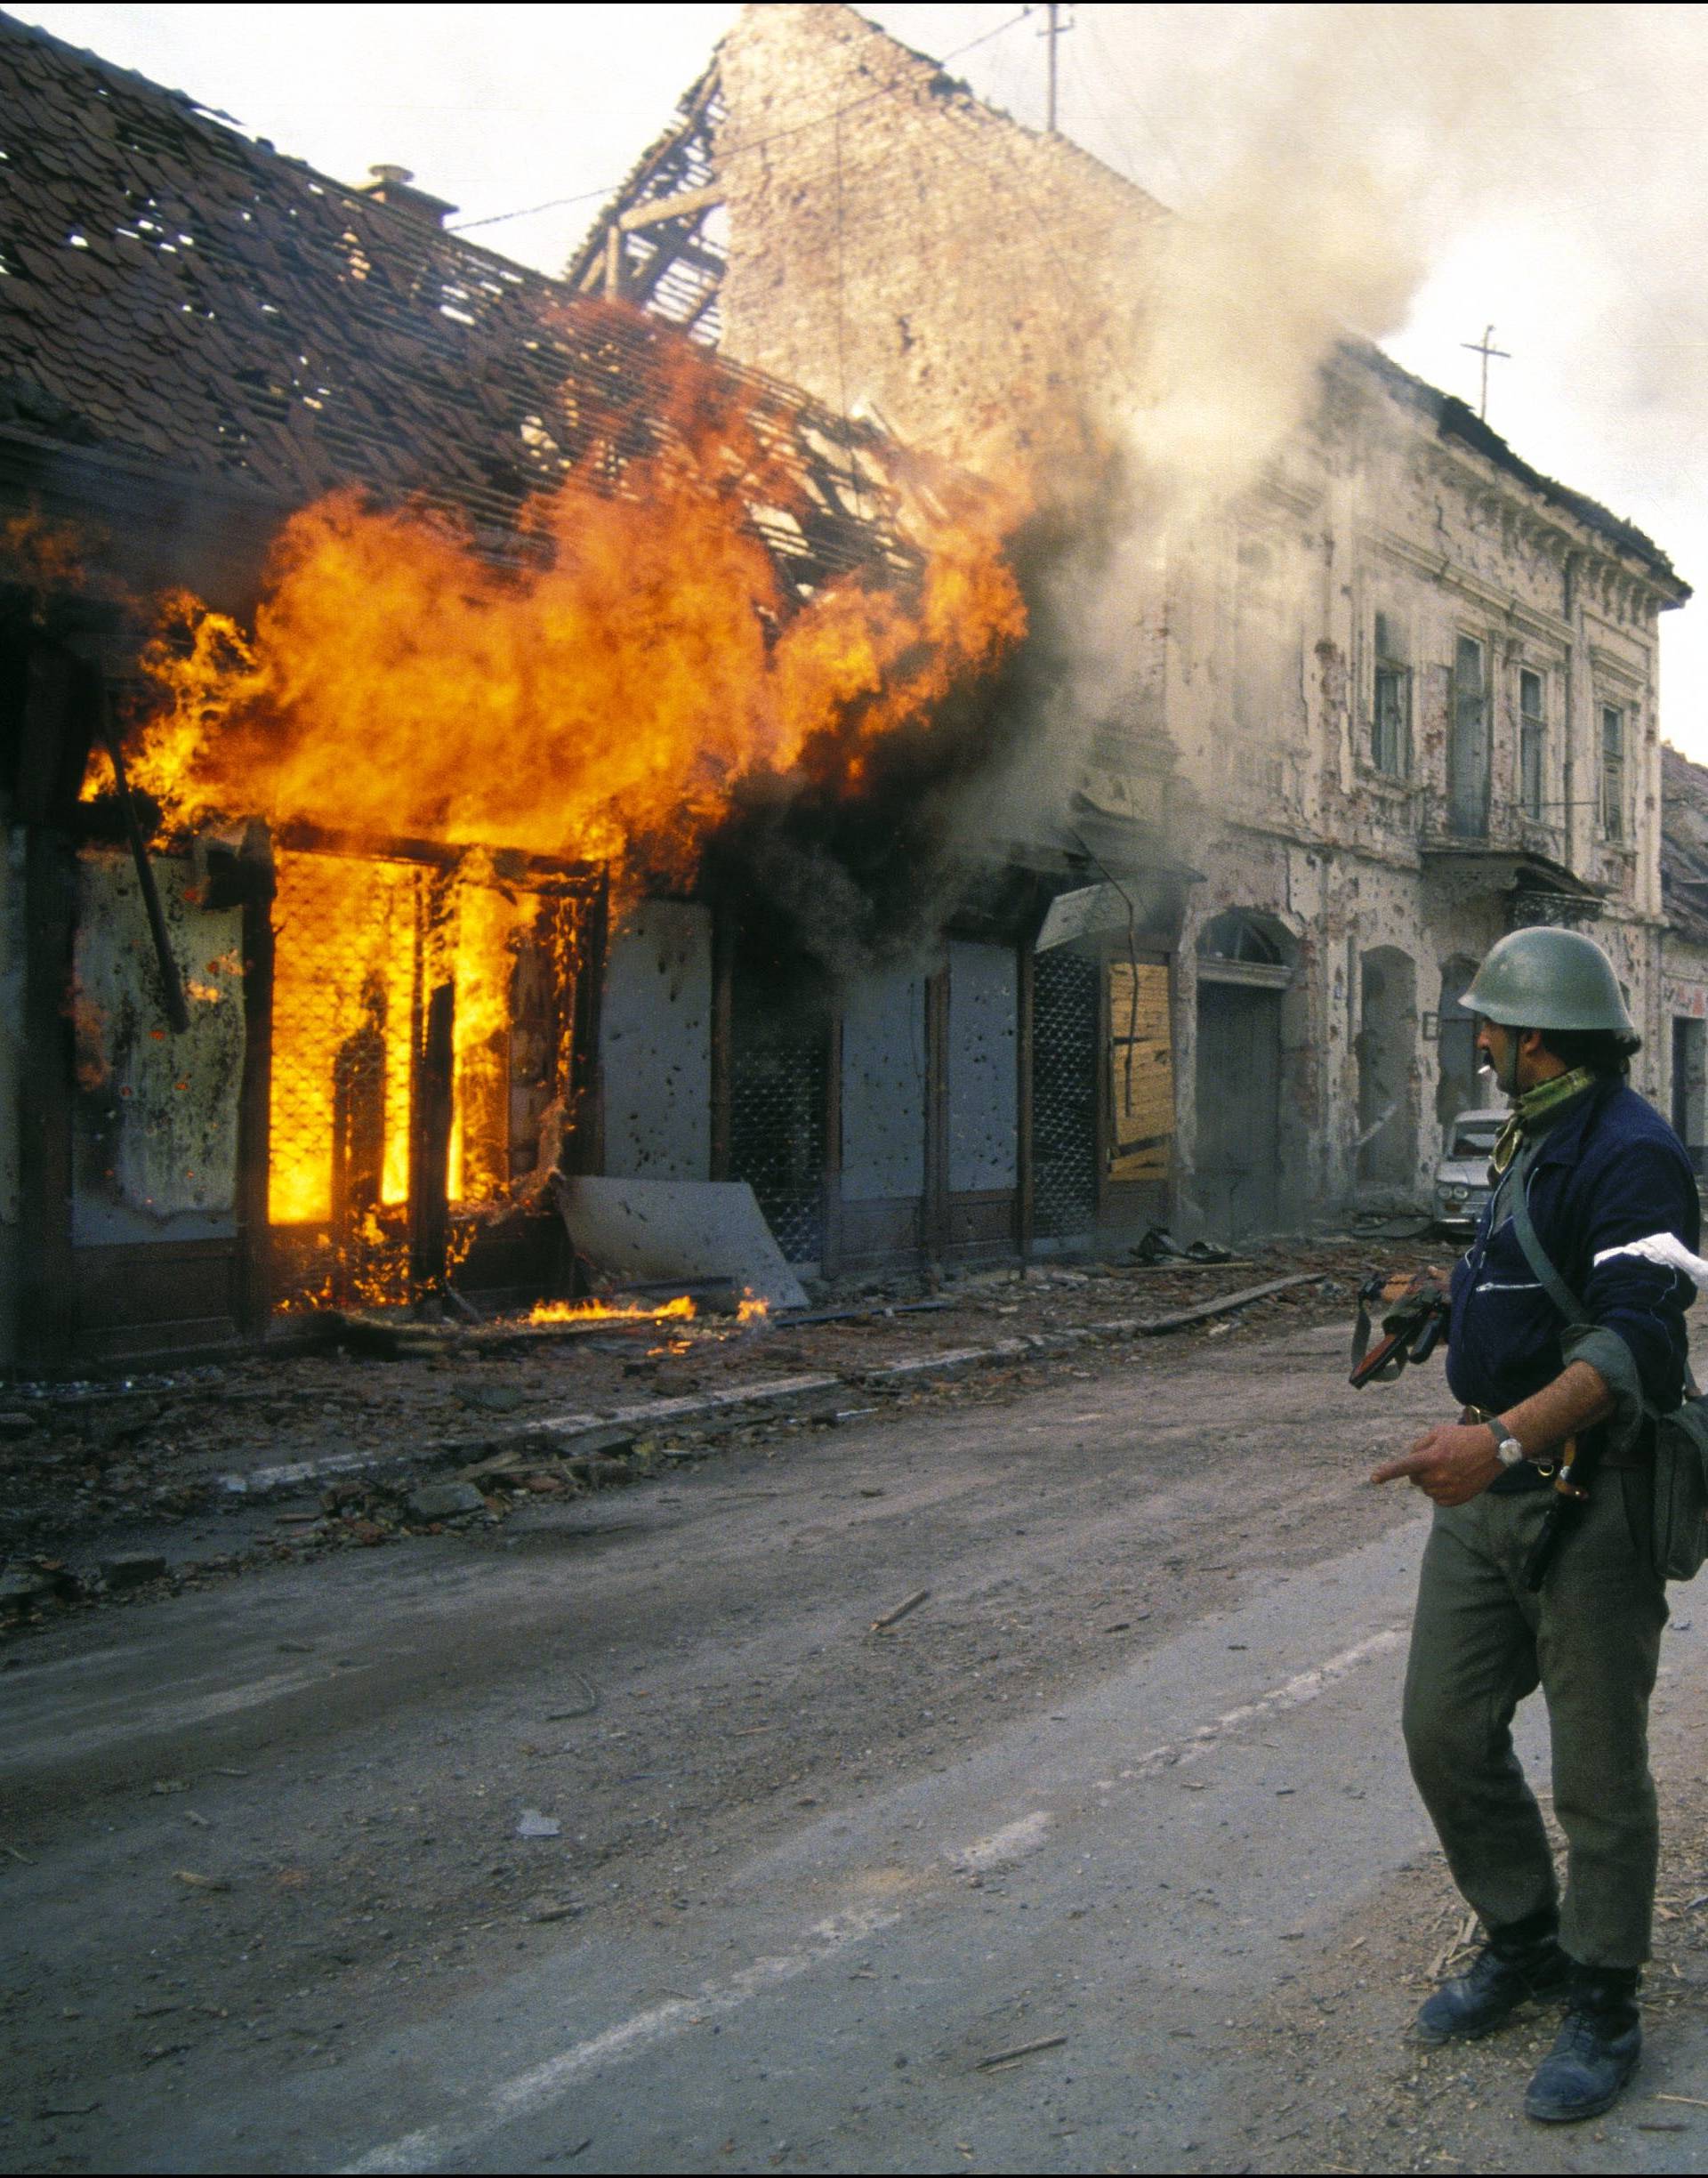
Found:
[1449,634,1489,836]
[1372,610,1411,777]
[1519,667,1545,819]
[1602,704,1625,841]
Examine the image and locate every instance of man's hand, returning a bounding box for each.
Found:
[1370,1422,1501,1507]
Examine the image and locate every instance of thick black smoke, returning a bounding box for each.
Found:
[695,444,1167,975]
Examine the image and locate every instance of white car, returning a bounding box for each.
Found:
[1433,1107,1505,1233]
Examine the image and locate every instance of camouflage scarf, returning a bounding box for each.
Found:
[1488,1065,1598,1177]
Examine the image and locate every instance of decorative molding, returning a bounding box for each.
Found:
[1424,445,1680,610]
[1588,642,1649,696]
[1359,528,1571,645]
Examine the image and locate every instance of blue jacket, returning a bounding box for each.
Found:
[1446,1077,1698,1434]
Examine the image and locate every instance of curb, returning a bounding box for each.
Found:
[214,1278,1325,1506]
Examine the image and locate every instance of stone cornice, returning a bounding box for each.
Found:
[1360,527,1572,647]
[1425,444,1680,616]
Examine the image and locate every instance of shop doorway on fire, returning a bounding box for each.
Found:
[265,843,600,1312]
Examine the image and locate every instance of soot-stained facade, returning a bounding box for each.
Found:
[576,3,1691,1238]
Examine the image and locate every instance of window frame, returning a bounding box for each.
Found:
[1519,666,1546,820]
[1371,608,1413,778]
[1601,701,1626,842]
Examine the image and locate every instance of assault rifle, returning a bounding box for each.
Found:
[1349,1268,1452,1390]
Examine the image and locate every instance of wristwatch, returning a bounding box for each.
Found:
[1487,1425,1527,1469]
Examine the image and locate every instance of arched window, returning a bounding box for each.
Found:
[1197,910,1295,988]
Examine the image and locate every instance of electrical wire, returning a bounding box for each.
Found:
[448,5,1040,236]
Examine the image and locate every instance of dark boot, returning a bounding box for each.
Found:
[1524,1967,1641,2124]
[1414,1908,1571,2045]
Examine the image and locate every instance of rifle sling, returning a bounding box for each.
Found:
[1505,1139,1592,1329]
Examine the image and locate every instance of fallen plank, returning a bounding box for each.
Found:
[870,1587,931,1633]
[1138,1274,1322,1335]
[975,2032,1068,2071]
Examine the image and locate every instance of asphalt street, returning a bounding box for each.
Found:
[5,1319,1708,2174]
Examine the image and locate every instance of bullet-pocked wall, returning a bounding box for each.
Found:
[600,900,713,1181]
[840,963,927,1268]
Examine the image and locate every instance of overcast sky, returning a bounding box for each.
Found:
[12,2,1708,758]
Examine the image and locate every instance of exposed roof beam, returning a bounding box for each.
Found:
[618,183,722,235]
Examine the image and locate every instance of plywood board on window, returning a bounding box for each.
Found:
[1108,960,1172,1182]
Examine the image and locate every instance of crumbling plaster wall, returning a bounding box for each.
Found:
[713,2,1164,465]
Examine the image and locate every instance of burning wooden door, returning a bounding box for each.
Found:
[267,846,592,1309]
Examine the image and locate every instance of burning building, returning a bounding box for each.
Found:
[0,12,1189,1373]
[578,3,1691,1236]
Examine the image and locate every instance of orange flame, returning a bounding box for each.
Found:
[737,1294,769,1325]
[528,1295,697,1325]
[120,356,1027,888]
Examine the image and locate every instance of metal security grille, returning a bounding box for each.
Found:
[1032,949,1098,1239]
[729,978,827,1266]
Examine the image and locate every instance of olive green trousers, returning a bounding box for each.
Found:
[1402,1470,1668,1970]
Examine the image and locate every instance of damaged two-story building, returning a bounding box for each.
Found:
[579,2,1689,1238]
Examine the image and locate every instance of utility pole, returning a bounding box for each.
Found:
[1461,323,1511,424]
[1041,4,1073,133]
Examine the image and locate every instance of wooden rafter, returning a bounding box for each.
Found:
[564,63,726,343]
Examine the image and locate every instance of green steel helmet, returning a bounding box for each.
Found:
[1460,927,1636,1037]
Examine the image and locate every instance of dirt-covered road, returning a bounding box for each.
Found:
[5,1310,1708,2174]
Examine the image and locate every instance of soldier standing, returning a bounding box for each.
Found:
[1371,926,1697,2123]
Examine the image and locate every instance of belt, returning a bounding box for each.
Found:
[1463,1404,1559,1482]
[1462,1404,1653,1471]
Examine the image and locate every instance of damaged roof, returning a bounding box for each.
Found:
[0,10,914,584]
[1352,344,1687,597]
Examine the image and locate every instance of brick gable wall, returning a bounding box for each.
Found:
[714,4,1167,467]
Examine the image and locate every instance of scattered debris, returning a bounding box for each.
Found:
[871,1588,931,1634]
[101,1553,167,1590]
[405,1482,486,1522]
[516,1810,562,1839]
[173,1869,230,1891]
[544,1672,600,1722]
[553,1174,809,1312]
[1133,1226,1236,1266]
[975,2032,1068,2071]
[1139,1276,1323,1335]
